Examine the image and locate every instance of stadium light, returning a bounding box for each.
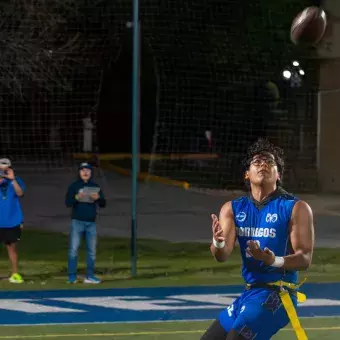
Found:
[299,69,305,76]
[292,61,299,67]
[283,70,292,79]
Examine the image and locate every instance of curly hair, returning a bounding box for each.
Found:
[242,138,285,181]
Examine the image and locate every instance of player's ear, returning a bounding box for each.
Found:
[244,172,249,180]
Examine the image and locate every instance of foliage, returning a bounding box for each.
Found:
[0,0,84,97]
[0,0,118,98]
[0,0,315,100]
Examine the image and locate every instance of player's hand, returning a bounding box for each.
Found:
[4,168,15,180]
[211,214,225,242]
[246,240,275,266]
[90,193,99,201]
[76,192,85,200]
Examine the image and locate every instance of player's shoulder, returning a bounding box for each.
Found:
[277,188,299,202]
[291,199,313,214]
[219,200,234,218]
[231,194,251,207]
[227,195,250,216]
[277,189,313,216]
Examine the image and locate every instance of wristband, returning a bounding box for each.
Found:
[271,256,285,268]
[213,238,225,249]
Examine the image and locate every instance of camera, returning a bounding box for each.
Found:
[0,169,7,177]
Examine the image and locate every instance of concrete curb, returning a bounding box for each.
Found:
[100,161,190,190]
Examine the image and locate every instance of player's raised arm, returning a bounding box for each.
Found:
[210,201,236,263]
[283,200,314,271]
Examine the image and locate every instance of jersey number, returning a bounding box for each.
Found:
[227,304,234,317]
[245,240,260,258]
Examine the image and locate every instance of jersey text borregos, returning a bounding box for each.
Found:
[231,192,299,284]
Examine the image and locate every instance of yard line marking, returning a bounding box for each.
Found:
[1,316,339,327]
[1,326,340,338]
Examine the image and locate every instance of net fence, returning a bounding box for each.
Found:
[0,0,119,170]
[0,0,319,192]
[143,0,319,192]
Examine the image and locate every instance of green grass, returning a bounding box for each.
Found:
[0,229,339,339]
[0,229,340,290]
[0,317,340,339]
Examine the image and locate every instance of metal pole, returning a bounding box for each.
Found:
[131,0,140,277]
[316,90,321,174]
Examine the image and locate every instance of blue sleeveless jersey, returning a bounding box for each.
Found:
[231,190,299,284]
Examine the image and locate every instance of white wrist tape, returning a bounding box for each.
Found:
[213,238,225,249]
[271,256,285,268]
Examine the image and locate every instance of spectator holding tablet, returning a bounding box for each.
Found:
[65,162,106,284]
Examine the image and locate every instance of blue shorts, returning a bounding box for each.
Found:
[219,288,297,340]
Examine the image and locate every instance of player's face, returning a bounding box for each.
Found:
[79,168,91,181]
[246,153,279,186]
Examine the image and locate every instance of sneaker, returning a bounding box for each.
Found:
[68,275,78,284]
[9,273,24,284]
[84,276,101,284]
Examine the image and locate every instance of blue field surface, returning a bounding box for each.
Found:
[0,283,339,326]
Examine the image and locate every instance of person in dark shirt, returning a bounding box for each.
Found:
[65,162,106,284]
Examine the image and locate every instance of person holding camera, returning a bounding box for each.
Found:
[65,162,106,284]
[0,158,25,284]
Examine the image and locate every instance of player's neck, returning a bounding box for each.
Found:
[250,185,277,203]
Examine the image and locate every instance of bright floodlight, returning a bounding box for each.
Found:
[292,61,299,67]
[299,69,305,76]
[283,70,292,79]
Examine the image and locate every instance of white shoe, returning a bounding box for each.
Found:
[84,276,101,284]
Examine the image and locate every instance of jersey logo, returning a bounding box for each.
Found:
[265,213,278,223]
[236,212,246,222]
[240,325,257,340]
[262,291,282,314]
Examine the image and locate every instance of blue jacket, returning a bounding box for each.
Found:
[65,179,106,222]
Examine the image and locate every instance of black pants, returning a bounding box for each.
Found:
[0,226,21,245]
[200,319,246,340]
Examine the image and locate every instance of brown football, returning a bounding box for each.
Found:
[291,6,327,46]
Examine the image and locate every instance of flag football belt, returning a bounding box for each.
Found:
[245,279,308,340]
